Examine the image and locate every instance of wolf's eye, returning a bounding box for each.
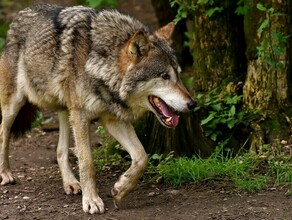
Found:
[161,73,170,80]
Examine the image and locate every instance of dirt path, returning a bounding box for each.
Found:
[0,1,291,219]
[0,126,291,219]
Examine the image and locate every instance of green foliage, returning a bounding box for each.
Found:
[205,6,223,17]
[0,20,9,52]
[157,149,291,191]
[32,111,43,128]
[92,144,129,171]
[92,143,129,171]
[256,3,289,71]
[194,83,251,149]
[235,0,247,15]
[169,0,192,24]
[146,151,174,177]
[85,0,118,9]
[170,0,248,23]
[92,125,129,171]
[169,0,223,24]
[0,38,5,52]
[96,125,106,136]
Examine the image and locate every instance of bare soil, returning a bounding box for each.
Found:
[0,0,291,219]
[0,122,291,220]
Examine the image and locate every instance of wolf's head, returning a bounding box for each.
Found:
[119,23,196,128]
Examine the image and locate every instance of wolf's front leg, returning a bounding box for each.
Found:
[69,110,105,214]
[102,118,148,207]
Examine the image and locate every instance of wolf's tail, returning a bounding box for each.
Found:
[0,101,39,138]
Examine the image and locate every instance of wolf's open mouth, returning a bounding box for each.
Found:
[148,95,179,128]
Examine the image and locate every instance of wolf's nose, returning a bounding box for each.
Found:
[187,100,197,110]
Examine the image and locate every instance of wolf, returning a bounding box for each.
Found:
[0,4,196,214]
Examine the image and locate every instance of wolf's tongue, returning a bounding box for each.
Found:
[159,100,179,127]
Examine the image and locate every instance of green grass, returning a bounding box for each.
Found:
[157,152,291,191]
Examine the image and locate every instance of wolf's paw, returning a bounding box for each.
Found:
[64,181,81,195]
[82,195,105,214]
[111,174,136,208]
[0,171,15,186]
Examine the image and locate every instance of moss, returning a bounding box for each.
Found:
[260,112,291,144]
[262,117,281,132]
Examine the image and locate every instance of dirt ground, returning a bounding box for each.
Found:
[0,0,291,219]
[0,124,291,220]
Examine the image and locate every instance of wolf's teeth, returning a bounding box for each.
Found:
[166,117,172,122]
[154,97,160,104]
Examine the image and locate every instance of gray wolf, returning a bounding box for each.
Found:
[0,4,196,214]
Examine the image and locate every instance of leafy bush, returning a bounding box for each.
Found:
[170,0,224,24]
[193,82,256,152]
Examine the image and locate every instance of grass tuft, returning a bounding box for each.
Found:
[157,150,291,191]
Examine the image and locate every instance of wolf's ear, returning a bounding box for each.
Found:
[127,30,150,62]
[155,22,175,42]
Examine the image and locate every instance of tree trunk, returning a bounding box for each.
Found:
[136,112,213,157]
[243,0,292,151]
[191,0,246,92]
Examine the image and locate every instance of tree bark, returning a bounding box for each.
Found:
[191,0,246,92]
[136,112,214,157]
[243,0,292,150]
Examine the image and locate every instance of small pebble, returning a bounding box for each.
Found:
[166,189,180,195]
[148,192,156,197]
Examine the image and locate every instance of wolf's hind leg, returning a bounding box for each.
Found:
[102,118,148,207]
[57,111,81,195]
[0,125,14,185]
[0,96,26,185]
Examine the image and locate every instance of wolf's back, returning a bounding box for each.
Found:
[4,4,148,81]
[5,4,148,65]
